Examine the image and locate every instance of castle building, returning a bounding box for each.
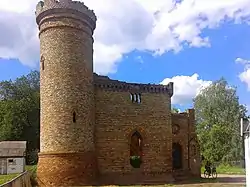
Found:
[35,0,201,186]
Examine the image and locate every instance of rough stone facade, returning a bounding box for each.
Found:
[35,0,201,186]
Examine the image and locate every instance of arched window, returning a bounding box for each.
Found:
[40,55,45,70]
[130,131,143,168]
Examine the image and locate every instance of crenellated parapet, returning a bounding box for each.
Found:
[36,0,96,32]
[93,73,174,97]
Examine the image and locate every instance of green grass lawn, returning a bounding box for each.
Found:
[25,165,37,172]
[0,173,19,185]
[0,166,37,185]
[201,164,246,175]
[26,164,245,176]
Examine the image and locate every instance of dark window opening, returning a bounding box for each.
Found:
[172,142,183,170]
[8,159,13,163]
[130,93,141,103]
[41,61,44,70]
[130,93,134,102]
[41,55,45,70]
[73,111,76,123]
[130,131,143,168]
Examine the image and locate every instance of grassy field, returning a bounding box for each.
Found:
[25,165,37,172]
[25,164,246,175]
[201,164,246,175]
[0,173,19,185]
[0,165,37,185]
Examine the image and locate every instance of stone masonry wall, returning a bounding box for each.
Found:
[171,109,201,176]
[36,3,98,186]
[172,113,189,170]
[188,109,201,177]
[95,88,172,176]
[39,16,95,153]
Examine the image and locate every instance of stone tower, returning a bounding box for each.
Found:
[35,0,97,186]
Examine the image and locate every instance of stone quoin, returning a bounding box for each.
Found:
[35,0,201,186]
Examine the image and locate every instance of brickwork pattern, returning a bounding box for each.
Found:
[35,0,200,186]
[37,152,97,186]
[37,0,96,153]
[172,113,189,170]
[36,1,97,186]
[36,0,96,23]
[188,109,201,177]
[95,90,172,175]
[172,110,201,177]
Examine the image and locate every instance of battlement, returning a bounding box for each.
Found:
[35,0,96,23]
[172,109,195,117]
[94,73,174,97]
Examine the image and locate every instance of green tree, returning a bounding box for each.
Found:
[194,78,247,163]
[0,71,40,164]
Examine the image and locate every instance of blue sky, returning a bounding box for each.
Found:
[0,0,249,114]
[1,21,249,113]
[109,23,250,110]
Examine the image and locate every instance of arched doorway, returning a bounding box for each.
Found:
[172,142,182,170]
[130,131,143,168]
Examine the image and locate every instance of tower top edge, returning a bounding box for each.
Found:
[35,0,96,22]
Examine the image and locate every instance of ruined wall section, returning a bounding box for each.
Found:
[94,74,174,176]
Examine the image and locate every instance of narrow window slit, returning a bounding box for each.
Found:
[130,93,135,102]
[133,94,137,102]
[137,93,141,103]
[130,93,142,103]
[73,111,76,123]
[41,55,45,70]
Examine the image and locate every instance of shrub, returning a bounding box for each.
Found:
[130,156,142,168]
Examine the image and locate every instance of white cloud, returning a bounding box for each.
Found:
[160,73,212,105]
[236,57,250,91]
[0,0,250,74]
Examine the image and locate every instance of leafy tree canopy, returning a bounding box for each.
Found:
[0,71,40,164]
[194,78,248,163]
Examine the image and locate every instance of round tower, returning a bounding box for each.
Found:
[35,0,97,186]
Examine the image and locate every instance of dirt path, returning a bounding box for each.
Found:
[176,174,246,187]
[99,175,246,187]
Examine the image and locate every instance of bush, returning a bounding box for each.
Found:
[130,156,142,168]
[26,150,39,165]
